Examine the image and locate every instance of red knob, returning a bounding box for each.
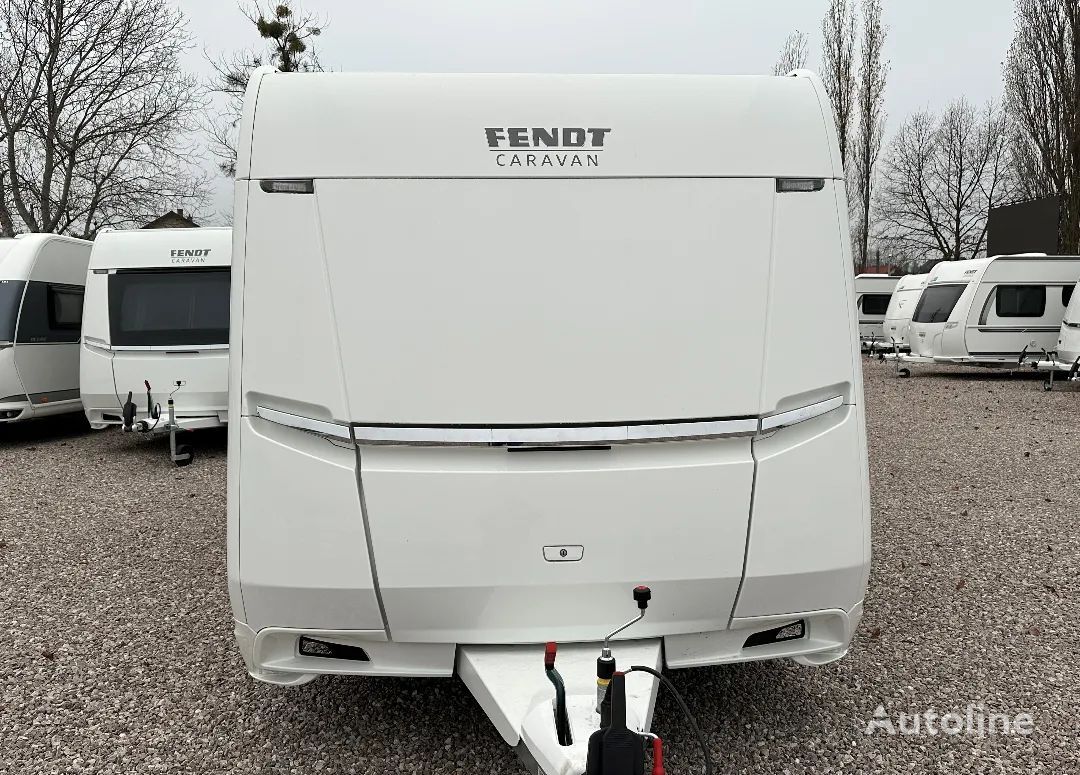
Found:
[544,641,557,670]
[633,585,652,610]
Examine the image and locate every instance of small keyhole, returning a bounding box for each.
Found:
[559,548,568,558]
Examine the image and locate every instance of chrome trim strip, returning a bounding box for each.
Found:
[625,418,759,440]
[354,425,492,444]
[760,395,844,432]
[352,417,759,446]
[260,398,842,447]
[255,405,352,440]
[495,425,628,445]
[107,343,230,352]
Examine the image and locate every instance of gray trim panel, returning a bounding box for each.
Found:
[28,388,80,404]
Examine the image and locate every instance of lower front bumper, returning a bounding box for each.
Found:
[0,401,30,422]
[234,601,864,686]
[0,398,82,422]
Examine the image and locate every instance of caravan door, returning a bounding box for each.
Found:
[12,281,83,410]
[12,238,87,412]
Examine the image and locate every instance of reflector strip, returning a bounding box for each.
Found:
[760,395,843,432]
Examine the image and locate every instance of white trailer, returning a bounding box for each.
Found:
[80,228,231,464]
[1033,276,1080,389]
[0,234,91,423]
[870,272,929,356]
[891,254,1080,375]
[855,273,900,350]
[229,69,870,774]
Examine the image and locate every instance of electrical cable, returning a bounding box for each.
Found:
[628,666,713,775]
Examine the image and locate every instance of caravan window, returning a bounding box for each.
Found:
[0,280,25,342]
[47,285,84,330]
[109,268,230,346]
[16,282,82,343]
[1063,285,1075,308]
[912,284,966,324]
[859,293,891,316]
[996,285,1045,318]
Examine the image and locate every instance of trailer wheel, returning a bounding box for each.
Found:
[1043,380,1054,392]
[898,368,911,379]
[173,443,194,467]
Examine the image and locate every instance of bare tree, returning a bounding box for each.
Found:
[207,2,325,177]
[852,0,888,270]
[773,31,810,75]
[821,0,857,167]
[876,100,1012,262]
[1004,0,1080,251]
[0,0,207,237]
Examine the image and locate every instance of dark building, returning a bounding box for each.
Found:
[143,208,199,229]
[987,196,1060,256]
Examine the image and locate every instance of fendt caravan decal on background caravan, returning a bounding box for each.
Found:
[485,126,611,168]
[170,248,213,265]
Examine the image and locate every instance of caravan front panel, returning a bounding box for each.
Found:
[0,235,91,422]
[880,273,928,351]
[229,71,871,682]
[80,228,232,430]
[854,274,900,346]
[1055,281,1080,364]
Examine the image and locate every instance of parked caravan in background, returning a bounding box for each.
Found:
[80,228,231,463]
[855,274,900,350]
[228,69,870,774]
[0,234,92,423]
[1034,276,1080,389]
[891,255,1080,372]
[872,273,929,354]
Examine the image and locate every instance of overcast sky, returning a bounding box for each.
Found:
[174,0,1018,221]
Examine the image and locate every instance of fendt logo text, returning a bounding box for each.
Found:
[485,127,611,169]
[170,249,211,264]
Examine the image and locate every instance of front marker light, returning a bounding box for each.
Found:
[775,177,825,193]
[259,179,314,195]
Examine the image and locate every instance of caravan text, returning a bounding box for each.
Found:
[485,127,610,169]
[170,249,212,264]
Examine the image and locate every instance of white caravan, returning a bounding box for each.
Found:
[229,69,870,774]
[0,234,92,423]
[1034,277,1080,389]
[854,273,900,350]
[893,255,1080,373]
[871,272,929,354]
[80,228,231,463]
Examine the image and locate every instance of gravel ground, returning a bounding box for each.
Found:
[2,361,1078,774]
